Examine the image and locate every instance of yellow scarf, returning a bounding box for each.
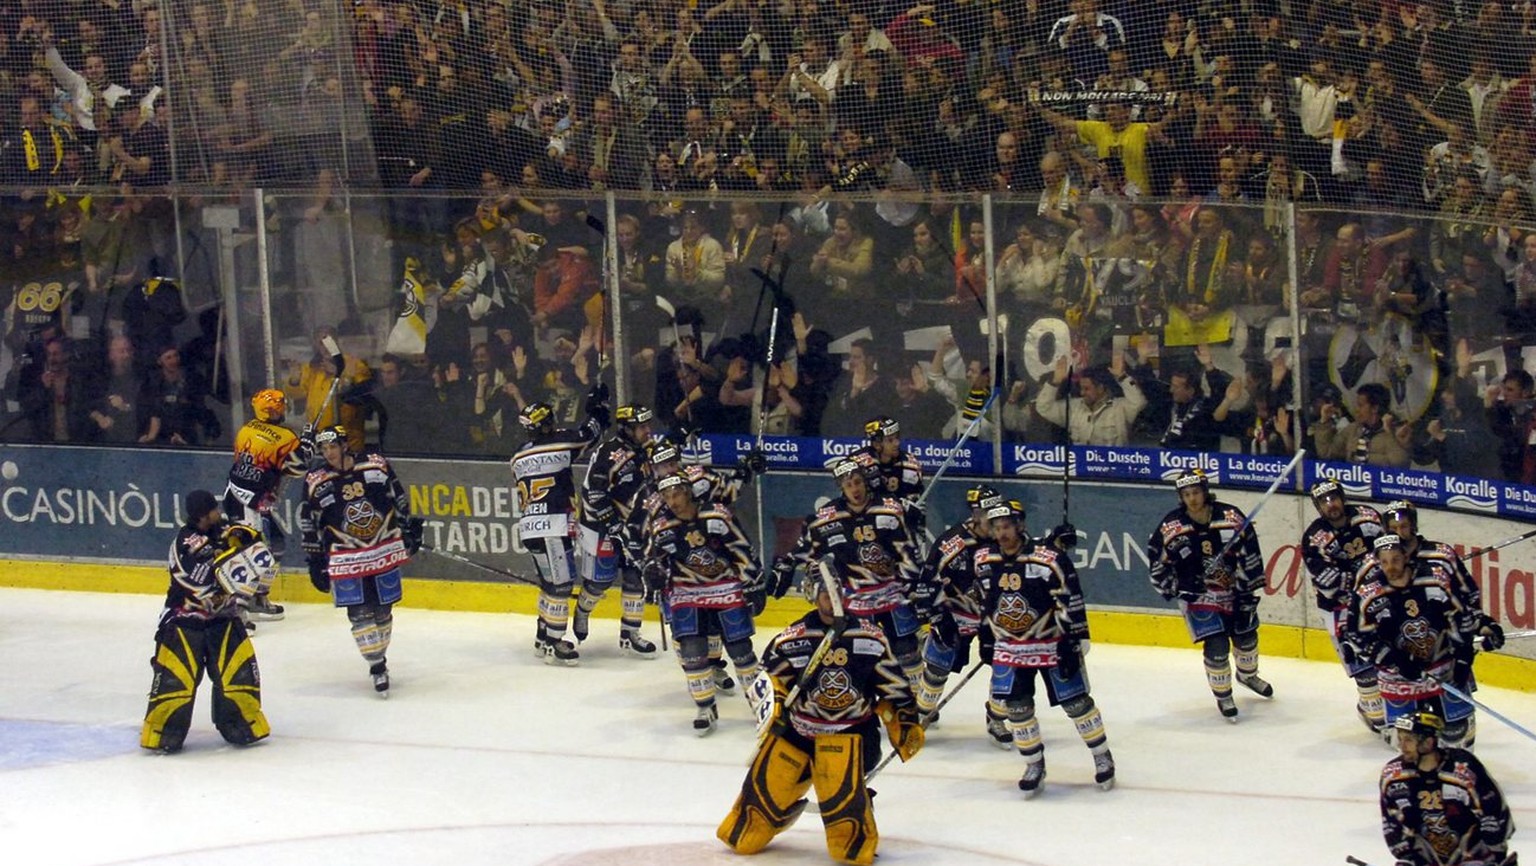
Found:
[22,127,63,175]
[1185,231,1230,304]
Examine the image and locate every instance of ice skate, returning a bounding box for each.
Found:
[370,661,390,698]
[571,608,590,643]
[1217,695,1239,722]
[541,638,580,666]
[711,661,737,694]
[1236,672,1273,698]
[987,715,1013,749]
[245,594,285,620]
[1018,758,1046,798]
[1093,750,1116,791]
[619,631,657,659]
[693,702,719,737]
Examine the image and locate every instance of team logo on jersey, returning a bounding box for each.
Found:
[858,542,896,578]
[814,668,857,711]
[995,595,1036,633]
[345,501,383,540]
[1400,618,1435,661]
[683,548,726,578]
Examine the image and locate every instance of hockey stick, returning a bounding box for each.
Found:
[306,334,347,433]
[419,543,541,587]
[867,658,987,783]
[1502,629,1536,640]
[759,560,846,746]
[914,354,1003,511]
[1344,857,1381,866]
[584,213,612,372]
[1196,449,1306,584]
[752,296,783,448]
[1462,526,1536,562]
[1440,680,1536,746]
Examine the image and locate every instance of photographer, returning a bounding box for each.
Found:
[1486,369,1536,483]
[1310,383,1410,468]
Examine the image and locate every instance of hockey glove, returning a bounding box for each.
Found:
[641,559,669,603]
[929,609,959,649]
[584,387,611,428]
[879,702,926,763]
[1480,619,1506,651]
[1047,523,1079,552]
[1056,637,1082,678]
[746,584,768,617]
[402,516,425,556]
[307,555,331,593]
[769,556,798,598]
[1155,576,1178,603]
[298,428,317,462]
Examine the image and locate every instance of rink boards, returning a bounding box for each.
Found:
[0,443,1531,689]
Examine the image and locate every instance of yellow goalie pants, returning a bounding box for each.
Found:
[718,724,880,865]
[140,617,270,752]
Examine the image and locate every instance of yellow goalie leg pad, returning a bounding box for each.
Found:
[813,732,878,866]
[717,731,813,855]
[210,621,270,745]
[141,627,204,751]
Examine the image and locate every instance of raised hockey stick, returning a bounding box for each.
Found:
[914,352,1004,511]
[306,334,347,433]
[584,213,613,371]
[419,544,540,587]
[1440,680,1536,746]
[1503,629,1536,640]
[1197,449,1306,583]
[1462,526,1536,562]
[867,658,987,783]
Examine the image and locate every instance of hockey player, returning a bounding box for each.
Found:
[301,426,422,697]
[1146,470,1273,721]
[717,574,922,866]
[1301,478,1387,733]
[573,403,659,659]
[972,499,1114,797]
[1380,709,1516,866]
[141,490,273,753]
[771,458,924,690]
[222,388,311,623]
[1380,500,1504,654]
[511,391,608,666]
[850,417,925,508]
[640,473,763,735]
[1348,535,1481,746]
[914,483,1010,747]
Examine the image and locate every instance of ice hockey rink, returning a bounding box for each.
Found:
[2,587,1530,866]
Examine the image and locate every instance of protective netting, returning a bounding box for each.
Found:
[6,1,1536,510]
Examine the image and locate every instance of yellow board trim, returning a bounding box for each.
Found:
[5,559,1532,693]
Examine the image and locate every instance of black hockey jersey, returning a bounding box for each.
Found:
[1302,504,1385,612]
[300,452,412,580]
[848,445,924,502]
[578,433,648,533]
[1348,557,1469,684]
[1380,748,1514,866]
[971,540,1087,668]
[917,517,988,629]
[761,610,912,738]
[641,502,761,608]
[781,496,919,617]
[160,520,241,628]
[1147,501,1264,607]
[510,418,601,540]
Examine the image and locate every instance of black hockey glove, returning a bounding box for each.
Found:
[298,428,317,462]
[1481,619,1506,652]
[929,609,959,649]
[1056,637,1082,678]
[746,584,768,617]
[307,555,331,593]
[402,516,424,556]
[641,559,669,603]
[769,556,798,598]
[584,386,611,428]
[735,448,768,482]
[1047,523,1079,552]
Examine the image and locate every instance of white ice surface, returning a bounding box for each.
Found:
[0,587,1530,866]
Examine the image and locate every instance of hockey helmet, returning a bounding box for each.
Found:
[864,416,900,441]
[649,443,682,467]
[518,402,554,432]
[313,425,348,448]
[985,499,1026,524]
[250,388,287,422]
[831,458,863,480]
[615,404,654,427]
[965,483,1001,509]
[800,565,842,601]
[1310,478,1344,503]
[1174,469,1210,492]
[1381,500,1417,526]
[656,474,690,494]
[1373,534,1406,553]
[1394,709,1445,738]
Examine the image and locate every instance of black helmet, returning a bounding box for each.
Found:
[1310,478,1344,503]
[985,499,1025,523]
[1174,469,1210,493]
[864,416,900,442]
[313,424,348,448]
[965,483,1001,509]
[615,404,654,426]
[1381,500,1418,531]
[518,402,554,432]
[1393,709,1444,738]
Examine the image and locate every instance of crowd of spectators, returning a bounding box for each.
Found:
[7,0,1536,492]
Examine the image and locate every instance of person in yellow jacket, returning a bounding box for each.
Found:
[284,327,371,452]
